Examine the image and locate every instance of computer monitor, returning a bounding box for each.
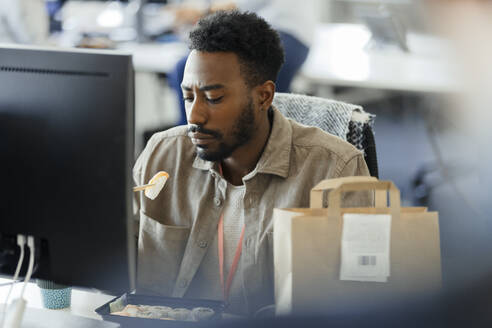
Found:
[0,45,135,294]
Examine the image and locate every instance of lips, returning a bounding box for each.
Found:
[189,132,215,146]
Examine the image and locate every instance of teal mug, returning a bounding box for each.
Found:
[36,280,72,309]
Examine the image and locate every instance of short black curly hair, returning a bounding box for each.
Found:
[189,10,285,88]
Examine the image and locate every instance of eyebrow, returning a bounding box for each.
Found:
[181,84,225,92]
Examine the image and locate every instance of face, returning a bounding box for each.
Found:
[181,50,258,161]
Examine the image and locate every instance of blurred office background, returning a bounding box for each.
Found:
[1,0,491,295]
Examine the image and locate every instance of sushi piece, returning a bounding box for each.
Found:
[133,171,169,200]
[108,297,126,313]
[139,305,173,319]
[144,171,169,200]
[168,308,192,321]
[191,307,215,321]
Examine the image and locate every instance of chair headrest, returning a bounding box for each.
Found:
[272,92,373,140]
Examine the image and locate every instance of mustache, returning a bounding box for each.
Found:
[187,125,222,138]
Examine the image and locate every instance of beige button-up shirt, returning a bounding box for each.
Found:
[133,106,370,315]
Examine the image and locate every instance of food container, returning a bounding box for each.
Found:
[95,293,226,328]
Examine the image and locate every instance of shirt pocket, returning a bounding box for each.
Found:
[137,211,190,296]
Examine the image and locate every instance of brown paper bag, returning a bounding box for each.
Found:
[273,177,441,315]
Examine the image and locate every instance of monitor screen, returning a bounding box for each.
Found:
[0,45,135,293]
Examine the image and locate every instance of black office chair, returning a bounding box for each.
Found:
[272,93,379,178]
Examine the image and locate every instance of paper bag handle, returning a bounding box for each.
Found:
[310,176,383,208]
[310,178,401,218]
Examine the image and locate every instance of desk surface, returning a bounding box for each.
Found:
[301,24,460,94]
[0,278,115,321]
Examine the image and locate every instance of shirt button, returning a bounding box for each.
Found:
[179,279,188,288]
[198,241,208,248]
[219,180,227,189]
[214,197,222,207]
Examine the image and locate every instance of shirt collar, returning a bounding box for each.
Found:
[192,105,292,178]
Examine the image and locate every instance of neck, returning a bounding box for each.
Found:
[220,113,272,186]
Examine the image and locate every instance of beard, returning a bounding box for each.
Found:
[190,98,256,162]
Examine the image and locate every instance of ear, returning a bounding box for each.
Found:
[253,80,275,112]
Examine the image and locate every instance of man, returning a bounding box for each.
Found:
[134,11,370,316]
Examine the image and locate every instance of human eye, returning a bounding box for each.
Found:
[206,96,223,104]
[183,95,194,103]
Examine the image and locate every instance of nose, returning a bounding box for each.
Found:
[186,97,207,126]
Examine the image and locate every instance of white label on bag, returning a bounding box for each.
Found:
[340,214,391,282]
